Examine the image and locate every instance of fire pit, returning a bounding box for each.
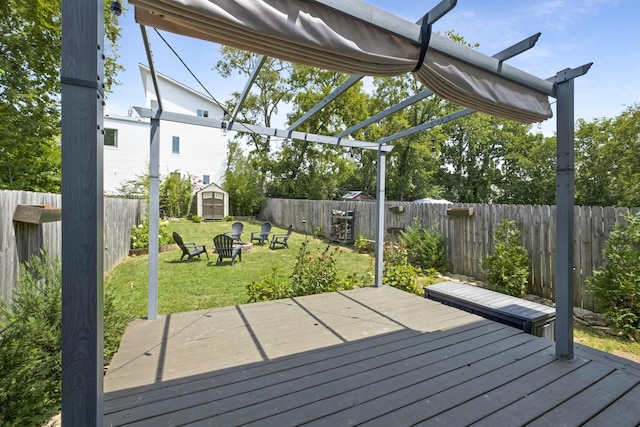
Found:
[232,241,253,254]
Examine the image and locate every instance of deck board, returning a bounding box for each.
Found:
[104,285,640,426]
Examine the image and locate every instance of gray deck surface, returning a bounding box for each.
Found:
[104,285,640,426]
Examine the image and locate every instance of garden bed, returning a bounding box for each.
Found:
[129,244,178,257]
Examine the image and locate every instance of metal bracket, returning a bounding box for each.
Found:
[554,63,593,84]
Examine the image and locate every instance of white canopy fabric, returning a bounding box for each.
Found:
[131,0,553,124]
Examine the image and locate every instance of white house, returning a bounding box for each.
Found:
[103,64,227,195]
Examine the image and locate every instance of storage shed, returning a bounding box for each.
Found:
[195,183,228,221]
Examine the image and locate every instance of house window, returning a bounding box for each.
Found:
[197,109,209,118]
[203,175,210,184]
[104,128,118,147]
[172,136,180,154]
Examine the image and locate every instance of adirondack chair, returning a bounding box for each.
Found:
[270,224,293,249]
[213,234,242,265]
[225,221,244,241]
[172,232,209,263]
[250,221,272,245]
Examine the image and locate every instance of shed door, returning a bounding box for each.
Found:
[202,191,225,220]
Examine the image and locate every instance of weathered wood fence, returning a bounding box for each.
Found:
[0,190,145,304]
[261,198,639,311]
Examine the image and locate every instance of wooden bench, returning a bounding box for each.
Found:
[424,281,555,339]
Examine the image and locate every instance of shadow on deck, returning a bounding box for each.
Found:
[104,286,640,426]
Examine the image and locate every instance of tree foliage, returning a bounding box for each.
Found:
[480,219,530,296]
[575,104,640,207]
[588,212,640,338]
[223,140,264,216]
[0,0,122,192]
[159,171,193,218]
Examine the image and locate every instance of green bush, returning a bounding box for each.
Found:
[246,268,290,302]
[382,240,421,295]
[246,244,360,302]
[291,244,342,296]
[0,251,62,426]
[480,219,530,297]
[191,215,203,223]
[313,226,324,239]
[588,212,640,339]
[383,263,421,296]
[130,218,173,249]
[401,218,448,272]
[0,251,128,426]
[159,171,193,218]
[353,234,372,253]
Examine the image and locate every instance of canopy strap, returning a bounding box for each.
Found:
[413,13,432,72]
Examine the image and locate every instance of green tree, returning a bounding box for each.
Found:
[496,131,556,205]
[0,0,122,192]
[159,171,192,218]
[269,66,368,199]
[480,219,530,297]
[216,48,293,192]
[223,141,264,215]
[608,104,640,207]
[575,117,617,206]
[362,74,447,201]
[575,104,640,207]
[588,212,640,338]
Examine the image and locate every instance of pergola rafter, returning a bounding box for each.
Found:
[60,1,592,424]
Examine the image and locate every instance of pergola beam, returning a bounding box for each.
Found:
[287,74,364,131]
[338,33,542,139]
[134,107,394,152]
[230,55,266,121]
[291,0,456,133]
[376,108,474,145]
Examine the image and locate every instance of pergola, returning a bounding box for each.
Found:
[60,0,591,424]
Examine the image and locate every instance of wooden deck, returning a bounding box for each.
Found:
[104,286,640,426]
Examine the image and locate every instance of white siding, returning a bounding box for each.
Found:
[103,66,228,195]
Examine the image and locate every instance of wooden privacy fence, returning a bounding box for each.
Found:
[261,198,639,311]
[0,190,145,304]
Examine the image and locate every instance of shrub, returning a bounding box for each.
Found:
[354,234,372,253]
[247,244,361,302]
[159,171,193,218]
[313,226,324,239]
[480,219,530,297]
[0,251,62,426]
[401,218,448,272]
[191,214,203,223]
[383,263,421,295]
[247,268,290,302]
[0,251,128,426]
[291,244,341,296]
[224,215,234,222]
[130,218,173,249]
[382,240,421,295]
[588,212,640,339]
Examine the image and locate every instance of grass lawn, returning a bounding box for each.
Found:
[106,219,375,318]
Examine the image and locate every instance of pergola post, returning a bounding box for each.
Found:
[60,0,104,424]
[374,147,386,287]
[148,117,160,320]
[555,73,575,359]
[554,64,592,359]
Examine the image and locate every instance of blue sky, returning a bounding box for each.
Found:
[106,0,640,136]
